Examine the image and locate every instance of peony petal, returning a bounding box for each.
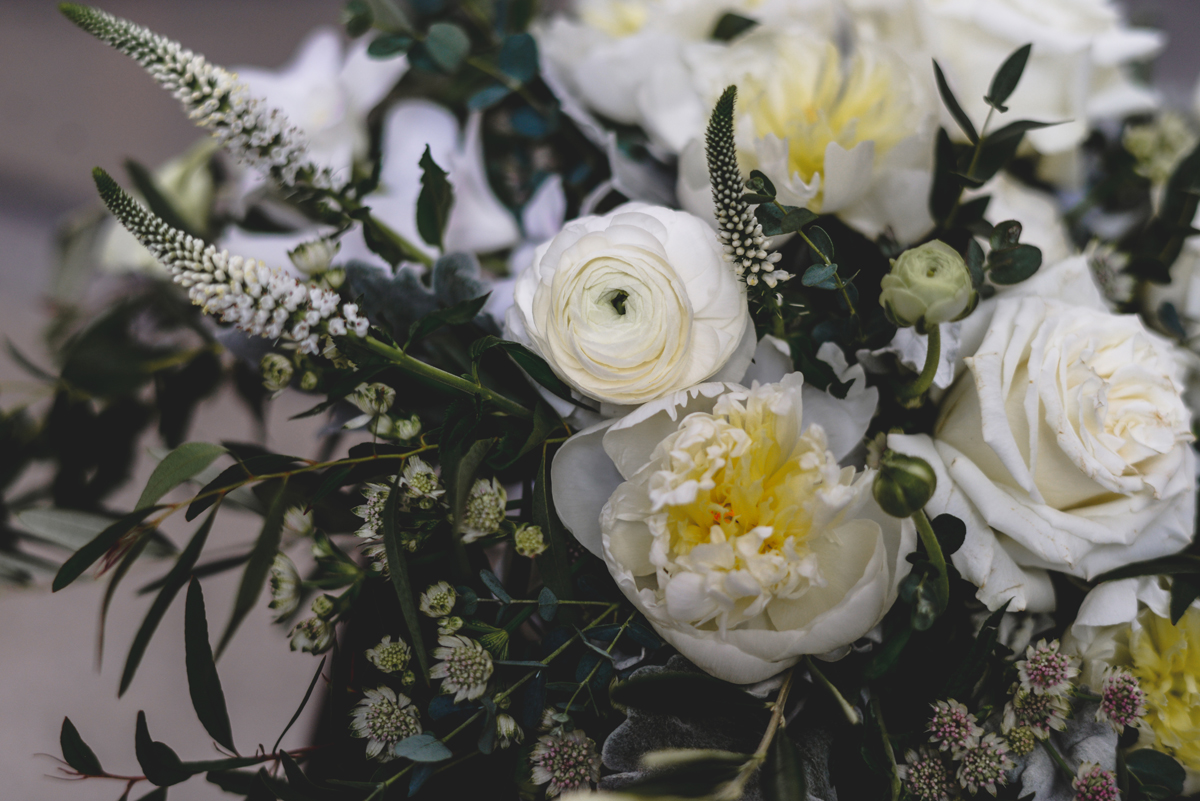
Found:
[602,383,730,479]
[551,420,623,557]
[801,342,879,463]
[820,141,875,212]
[739,335,792,387]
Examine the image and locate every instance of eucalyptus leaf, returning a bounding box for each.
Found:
[480,569,512,604]
[468,83,511,110]
[1170,577,1200,624]
[932,60,978,144]
[711,12,756,41]
[1125,749,1185,797]
[405,293,490,348]
[987,243,1042,285]
[985,43,1032,112]
[60,717,103,776]
[216,481,289,658]
[135,711,190,787]
[806,227,834,264]
[395,733,453,762]
[930,514,966,556]
[137,442,227,510]
[272,656,327,754]
[989,220,1023,251]
[498,33,537,83]
[966,239,986,288]
[19,508,124,552]
[423,22,470,74]
[929,127,962,225]
[763,731,807,801]
[53,507,161,592]
[802,263,838,290]
[184,579,235,751]
[367,33,412,57]
[342,0,373,37]
[755,204,817,237]
[538,586,558,621]
[349,208,429,267]
[533,454,575,612]
[470,336,576,404]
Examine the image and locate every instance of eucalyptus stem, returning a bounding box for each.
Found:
[805,656,861,725]
[898,324,941,402]
[912,508,950,615]
[358,335,533,419]
[793,223,860,322]
[965,107,995,179]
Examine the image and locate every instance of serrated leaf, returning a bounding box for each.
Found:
[53,507,160,592]
[931,514,966,556]
[987,243,1041,285]
[424,22,470,74]
[395,733,453,762]
[985,43,1032,112]
[480,569,512,604]
[610,672,765,719]
[138,442,227,510]
[120,504,220,696]
[383,480,431,681]
[184,579,235,751]
[755,203,817,237]
[933,60,978,144]
[216,481,288,658]
[60,717,103,775]
[538,586,558,621]
[416,146,454,249]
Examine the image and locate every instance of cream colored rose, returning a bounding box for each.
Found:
[551,369,908,684]
[504,203,753,407]
[894,296,1196,612]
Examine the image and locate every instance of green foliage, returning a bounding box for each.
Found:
[933,61,978,144]
[985,43,1032,112]
[763,731,807,801]
[137,442,227,510]
[395,733,453,762]
[611,671,766,720]
[382,480,432,680]
[184,579,235,752]
[1125,749,1186,800]
[53,507,161,591]
[711,12,756,41]
[421,22,470,74]
[60,717,103,776]
[416,147,454,249]
[216,482,288,657]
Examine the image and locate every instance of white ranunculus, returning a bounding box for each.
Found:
[551,367,908,684]
[892,262,1196,612]
[504,203,753,408]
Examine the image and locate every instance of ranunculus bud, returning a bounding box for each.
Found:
[260,353,294,392]
[879,240,977,334]
[288,237,340,276]
[873,451,937,518]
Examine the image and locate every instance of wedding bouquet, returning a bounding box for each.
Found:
[8,0,1200,799]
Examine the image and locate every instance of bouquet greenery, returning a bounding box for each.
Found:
[7,1,1200,800]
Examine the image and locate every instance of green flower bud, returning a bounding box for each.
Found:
[322,268,346,290]
[879,240,977,334]
[438,615,464,635]
[393,414,422,441]
[401,670,416,687]
[311,594,336,620]
[513,523,547,558]
[288,237,340,276]
[300,371,320,391]
[349,382,396,415]
[260,352,294,392]
[872,451,937,518]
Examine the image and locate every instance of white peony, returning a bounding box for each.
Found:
[892,259,1196,613]
[551,349,908,684]
[504,203,753,408]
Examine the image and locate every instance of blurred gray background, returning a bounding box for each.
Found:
[0,0,1198,799]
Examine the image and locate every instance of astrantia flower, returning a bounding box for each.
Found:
[1017,639,1077,696]
[1072,762,1119,801]
[267,553,300,621]
[529,729,602,797]
[898,748,953,801]
[344,382,396,429]
[365,636,412,675]
[419,581,457,618]
[1002,686,1070,739]
[1097,667,1147,731]
[460,477,506,544]
[353,482,391,539]
[513,524,547,558]
[928,699,982,756]
[430,635,493,702]
[400,457,444,509]
[349,687,422,762]
[497,713,524,749]
[956,733,1014,796]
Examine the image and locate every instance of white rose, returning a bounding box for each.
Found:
[892,264,1196,612]
[504,203,754,407]
[551,353,907,684]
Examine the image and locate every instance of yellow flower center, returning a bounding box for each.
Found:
[579,0,652,37]
[1129,605,1200,770]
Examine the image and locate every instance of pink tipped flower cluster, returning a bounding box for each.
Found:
[529,729,602,798]
[1072,762,1119,801]
[1097,667,1147,731]
[1016,639,1077,696]
[899,748,954,801]
[928,699,983,756]
[956,733,1014,796]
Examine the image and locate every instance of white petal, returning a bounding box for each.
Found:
[551,420,622,557]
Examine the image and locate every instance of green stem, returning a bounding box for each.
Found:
[359,335,533,419]
[965,107,995,179]
[898,324,941,402]
[805,656,861,725]
[1041,738,1075,780]
[870,697,902,801]
[912,509,950,615]
[788,217,860,323]
[722,667,796,799]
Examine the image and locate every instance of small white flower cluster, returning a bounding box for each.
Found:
[705,86,787,288]
[63,4,338,190]
[94,169,367,354]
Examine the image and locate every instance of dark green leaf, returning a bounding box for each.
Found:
[136,788,168,801]
[446,439,494,576]
[272,656,327,754]
[929,128,963,225]
[53,507,160,592]
[5,339,56,382]
[136,711,190,787]
[986,118,1059,144]
[611,672,765,719]
[1159,302,1188,340]
[342,0,373,37]
[424,22,470,74]
[186,454,298,522]
[1170,577,1200,624]
[498,33,538,83]
[409,763,436,797]
[349,208,429,267]
[931,514,966,556]
[125,158,201,237]
[478,697,498,755]
[956,195,992,227]
[806,227,834,264]
[368,33,412,57]
[216,481,288,658]
[990,220,1023,251]
[933,60,978,144]
[395,733,453,762]
[532,454,574,611]
[538,586,558,621]
[802,263,838,290]
[60,717,103,775]
[406,293,490,348]
[942,600,1010,698]
[120,505,220,696]
[965,133,1025,185]
[619,752,748,797]
[711,12,756,41]
[278,752,320,796]
[745,170,776,199]
[762,731,806,801]
[480,569,512,604]
[985,43,1032,112]
[416,146,454,249]
[137,442,226,510]
[756,204,817,237]
[863,624,912,680]
[470,336,576,404]
[1126,749,1185,797]
[383,481,432,681]
[987,243,1042,284]
[966,239,986,288]
[1095,554,1200,582]
[184,580,235,751]
[468,83,511,110]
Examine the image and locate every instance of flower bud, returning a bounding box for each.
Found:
[367,415,395,439]
[311,594,336,620]
[438,615,464,635]
[393,414,422,441]
[260,353,294,392]
[513,524,547,558]
[460,477,507,544]
[290,617,334,653]
[349,382,396,415]
[497,713,524,749]
[401,670,416,687]
[267,553,300,622]
[300,371,320,391]
[873,451,937,518]
[879,240,977,334]
[288,237,340,276]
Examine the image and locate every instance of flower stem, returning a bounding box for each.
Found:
[898,323,940,403]
[721,667,796,800]
[912,508,950,615]
[1041,738,1075,780]
[870,697,902,801]
[358,335,533,419]
[805,655,861,725]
